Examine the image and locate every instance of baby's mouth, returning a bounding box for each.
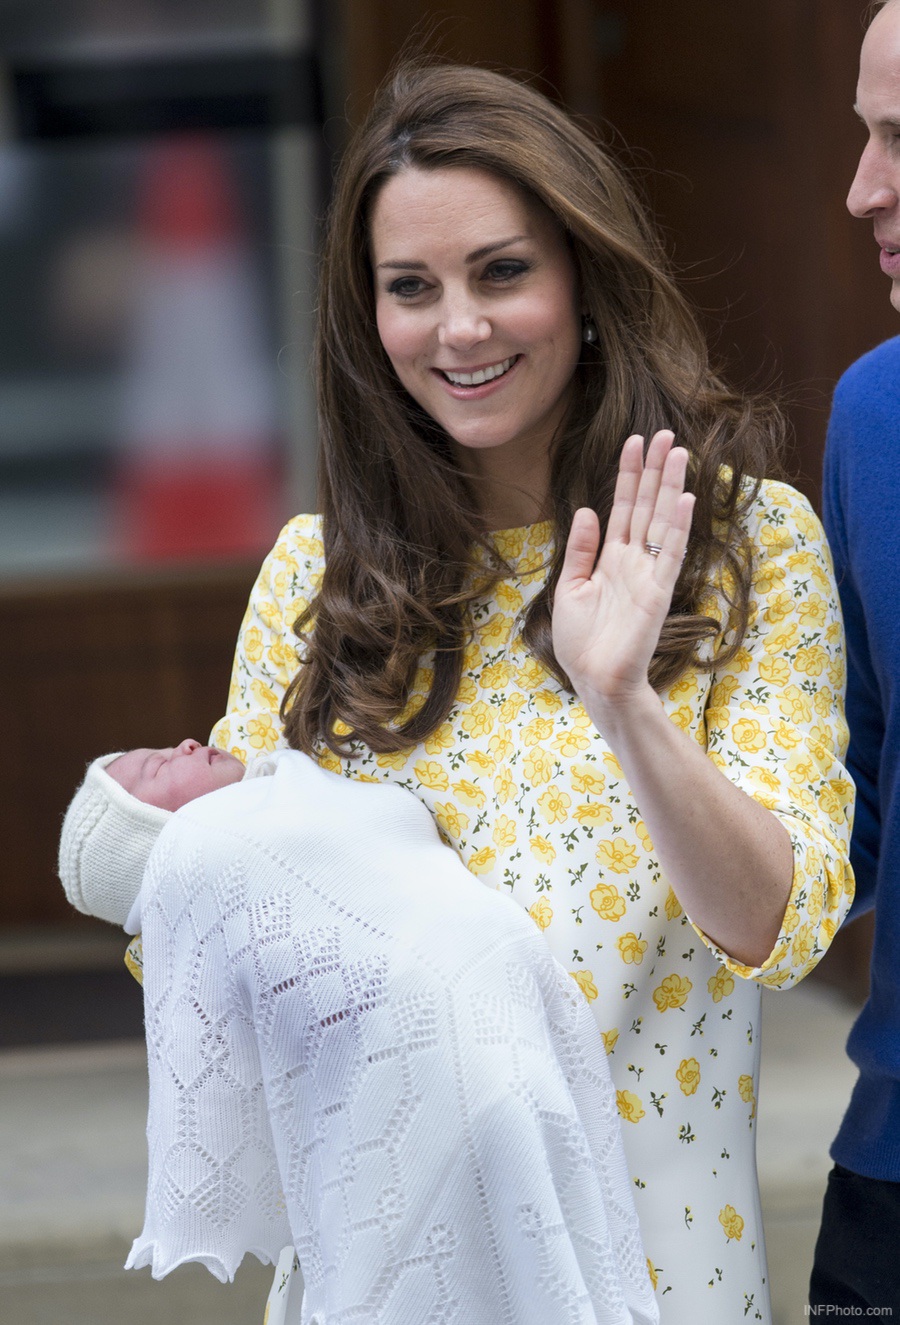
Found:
[440,355,518,387]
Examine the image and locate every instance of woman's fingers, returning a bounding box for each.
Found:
[644,443,689,551]
[629,430,676,547]
[559,506,602,588]
[605,435,645,545]
[651,491,695,585]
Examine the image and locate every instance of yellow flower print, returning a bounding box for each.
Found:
[754,560,786,594]
[828,655,847,688]
[668,672,699,701]
[519,548,545,582]
[732,717,767,753]
[676,1057,701,1096]
[617,932,648,964]
[494,767,516,805]
[710,676,741,708]
[249,677,279,711]
[794,645,829,677]
[669,704,694,732]
[375,749,410,770]
[634,821,652,852]
[616,1090,646,1124]
[481,613,512,647]
[244,626,264,664]
[489,728,514,763]
[425,724,455,755]
[718,1206,745,1241]
[738,1074,757,1118]
[596,839,640,874]
[760,522,794,556]
[664,888,683,921]
[452,779,486,808]
[765,589,796,623]
[646,1259,659,1291]
[759,655,792,687]
[492,815,517,850]
[498,693,526,723]
[806,878,824,922]
[748,766,781,794]
[571,969,598,1001]
[267,638,296,677]
[799,593,828,625]
[466,749,496,774]
[602,752,623,777]
[764,621,799,655]
[773,720,803,750]
[272,570,290,597]
[530,835,557,866]
[460,701,494,739]
[781,903,800,933]
[493,527,525,558]
[573,802,614,826]
[730,646,754,674]
[779,685,813,724]
[481,661,513,690]
[316,748,342,773]
[652,974,693,1012]
[821,916,838,943]
[791,923,815,967]
[286,596,311,632]
[414,760,450,791]
[434,802,470,838]
[534,688,563,715]
[601,1027,619,1053]
[523,747,554,786]
[468,846,497,876]
[246,713,279,751]
[463,641,483,672]
[707,967,735,1002]
[528,898,553,931]
[523,716,555,747]
[516,658,547,690]
[214,721,231,750]
[256,599,283,630]
[396,693,424,724]
[787,753,816,787]
[814,686,835,719]
[589,881,627,922]
[819,786,849,825]
[537,785,571,824]
[457,677,478,704]
[494,581,523,612]
[552,728,592,756]
[571,764,606,796]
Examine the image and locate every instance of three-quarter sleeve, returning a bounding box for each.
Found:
[691,481,855,988]
[209,514,324,764]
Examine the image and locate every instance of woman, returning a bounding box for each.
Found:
[94,61,851,1322]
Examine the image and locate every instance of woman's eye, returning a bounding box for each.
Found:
[485,259,530,282]
[387,276,428,299]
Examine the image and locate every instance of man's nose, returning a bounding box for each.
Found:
[847,141,897,217]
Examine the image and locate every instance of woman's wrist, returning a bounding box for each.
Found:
[577,680,664,748]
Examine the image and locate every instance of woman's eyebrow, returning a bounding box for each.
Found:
[376,235,530,271]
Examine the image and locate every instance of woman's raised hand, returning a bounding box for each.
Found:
[552,430,695,718]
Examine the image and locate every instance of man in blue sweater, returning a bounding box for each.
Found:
[810,0,900,1312]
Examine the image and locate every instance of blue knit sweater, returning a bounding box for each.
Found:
[823,335,900,1180]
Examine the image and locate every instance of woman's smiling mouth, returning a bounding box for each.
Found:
[438,355,519,387]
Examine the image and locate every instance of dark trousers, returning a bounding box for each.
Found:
[809,1163,900,1314]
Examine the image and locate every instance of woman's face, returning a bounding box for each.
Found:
[370,166,582,469]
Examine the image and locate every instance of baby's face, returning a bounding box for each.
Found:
[108,739,245,811]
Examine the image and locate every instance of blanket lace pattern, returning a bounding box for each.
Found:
[126,754,658,1325]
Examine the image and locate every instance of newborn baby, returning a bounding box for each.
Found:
[59,744,658,1325]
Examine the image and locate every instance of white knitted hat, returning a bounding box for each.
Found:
[58,753,171,928]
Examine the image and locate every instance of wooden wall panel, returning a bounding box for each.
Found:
[0,567,257,927]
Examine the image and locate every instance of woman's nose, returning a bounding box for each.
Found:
[438,294,491,350]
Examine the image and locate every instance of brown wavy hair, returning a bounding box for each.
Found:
[282,61,784,756]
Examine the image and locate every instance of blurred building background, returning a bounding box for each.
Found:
[0,1,888,1319]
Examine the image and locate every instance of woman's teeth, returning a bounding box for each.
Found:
[443,356,515,386]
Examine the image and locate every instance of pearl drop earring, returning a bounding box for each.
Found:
[582,315,598,345]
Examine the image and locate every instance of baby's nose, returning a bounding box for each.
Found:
[176,738,202,755]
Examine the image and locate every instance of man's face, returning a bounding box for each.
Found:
[849,0,900,311]
[108,739,244,811]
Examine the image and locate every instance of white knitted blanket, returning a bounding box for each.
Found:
[126,752,658,1325]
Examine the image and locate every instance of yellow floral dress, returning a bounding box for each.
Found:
[211,480,854,1325]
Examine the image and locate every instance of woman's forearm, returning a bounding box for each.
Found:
[584,685,794,967]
